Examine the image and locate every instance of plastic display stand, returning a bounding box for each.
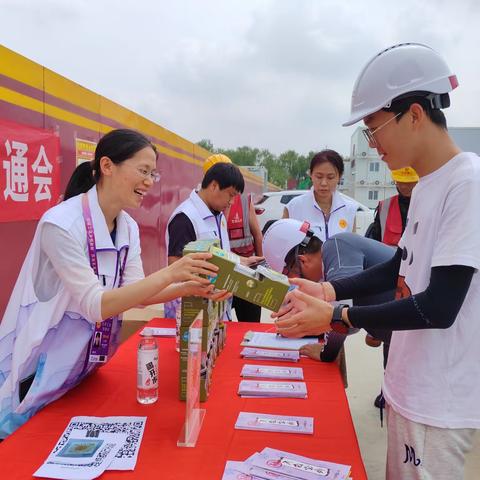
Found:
[177,313,205,447]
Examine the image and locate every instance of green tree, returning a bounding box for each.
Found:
[258,149,288,188]
[217,146,259,167]
[196,139,214,151]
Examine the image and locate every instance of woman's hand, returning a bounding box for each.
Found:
[182,281,232,301]
[166,253,218,285]
[274,289,334,338]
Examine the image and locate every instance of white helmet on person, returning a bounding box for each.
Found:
[343,43,458,126]
[262,219,314,273]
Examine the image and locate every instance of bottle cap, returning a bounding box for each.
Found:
[142,327,153,336]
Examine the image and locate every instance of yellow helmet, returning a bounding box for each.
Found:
[203,153,232,173]
[391,167,419,183]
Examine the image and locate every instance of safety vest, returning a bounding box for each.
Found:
[227,194,255,256]
[165,189,230,256]
[287,189,358,242]
[379,195,403,246]
[164,189,231,320]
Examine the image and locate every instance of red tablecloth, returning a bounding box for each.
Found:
[0,319,367,479]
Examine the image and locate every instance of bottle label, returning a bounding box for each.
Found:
[137,350,158,389]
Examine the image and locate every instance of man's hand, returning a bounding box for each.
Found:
[240,255,265,267]
[289,278,336,302]
[274,289,334,338]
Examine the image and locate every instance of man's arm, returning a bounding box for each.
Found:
[248,197,263,256]
[346,265,474,330]
[330,247,402,299]
[167,213,197,264]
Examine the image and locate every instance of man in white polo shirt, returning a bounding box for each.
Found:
[274,43,480,479]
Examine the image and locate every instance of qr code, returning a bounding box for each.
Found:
[54,420,144,460]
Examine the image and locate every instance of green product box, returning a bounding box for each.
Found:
[178,239,225,402]
[207,246,290,312]
[179,321,219,401]
[183,238,220,255]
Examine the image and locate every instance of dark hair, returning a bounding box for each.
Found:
[64,129,157,200]
[383,91,448,129]
[262,219,278,236]
[284,235,322,273]
[310,150,344,177]
[201,162,245,193]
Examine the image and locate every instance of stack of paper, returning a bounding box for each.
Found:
[241,331,318,350]
[34,416,146,480]
[241,347,300,362]
[222,448,351,480]
[238,380,307,398]
[235,412,313,434]
[241,364,304,380]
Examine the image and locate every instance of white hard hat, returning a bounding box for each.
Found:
[262,219,313,273]
[343,43,458,126]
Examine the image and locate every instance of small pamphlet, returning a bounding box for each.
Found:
[241,364,304,380]
[251,447,352,480]
[34,416,147,479]
[221,461,254,480]
[241,347,300,362]
[238,380,307,399]
[241,331,319,351]
[140,327,176,337]
[235,412,313,434]
[222,448,352,480]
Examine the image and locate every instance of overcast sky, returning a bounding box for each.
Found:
[1,0,479,157]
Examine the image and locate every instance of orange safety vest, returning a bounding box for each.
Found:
[378,195,403,246]
[227,194,255,256]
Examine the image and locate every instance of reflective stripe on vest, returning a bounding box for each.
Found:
[227,194,255,255]
[379,195,403,246]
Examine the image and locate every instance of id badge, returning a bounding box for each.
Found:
[88,318,113,363]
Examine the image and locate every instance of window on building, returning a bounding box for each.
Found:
[368,190,379,201]
[369,161,380,172]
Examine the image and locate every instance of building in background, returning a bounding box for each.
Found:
[241,165,269,192]
[350,126,480,209]
[449,127,480,154]
[338,156,354,198]
[350,127,396,209]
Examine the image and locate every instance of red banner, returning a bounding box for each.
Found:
[0,118,60,222]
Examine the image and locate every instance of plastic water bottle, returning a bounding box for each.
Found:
[137,328,158,404]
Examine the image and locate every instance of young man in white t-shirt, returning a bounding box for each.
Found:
[274,43,480,479]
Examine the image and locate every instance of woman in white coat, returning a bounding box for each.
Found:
[284,150,358,242]
[0,129,219,438]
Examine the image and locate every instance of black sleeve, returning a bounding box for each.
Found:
[348,265,474,331]
[167,213,197,257]
[330,247,402,300]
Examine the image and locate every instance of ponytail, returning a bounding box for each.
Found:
[64,129,156,201]
[64,162,95,200]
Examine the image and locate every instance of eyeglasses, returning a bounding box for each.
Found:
[126,164,160,183]
[362,112,403,148]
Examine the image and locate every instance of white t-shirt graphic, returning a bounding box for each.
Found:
[383,152,480,428]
